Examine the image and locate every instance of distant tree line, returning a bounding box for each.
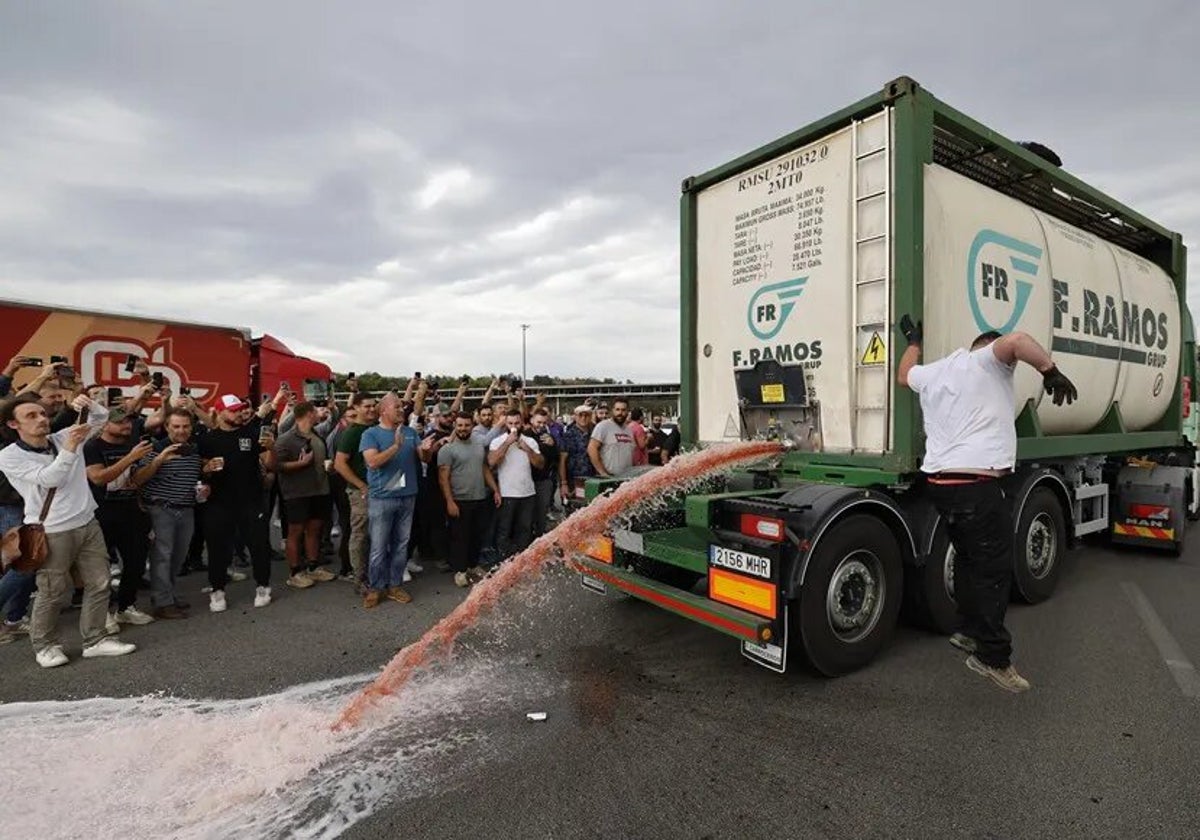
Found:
[333,372,636,393]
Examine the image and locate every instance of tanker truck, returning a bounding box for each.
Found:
[576,77,1198,677]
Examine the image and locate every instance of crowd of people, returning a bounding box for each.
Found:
[0,355,680,668]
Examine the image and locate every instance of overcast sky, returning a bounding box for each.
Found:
[1,1,1196,381]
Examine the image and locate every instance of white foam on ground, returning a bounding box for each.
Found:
[1,658,554,840]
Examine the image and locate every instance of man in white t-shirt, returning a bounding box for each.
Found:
[898,315,1076,693]
[487,408,544,560]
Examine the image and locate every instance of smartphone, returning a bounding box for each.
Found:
[50,355,68,364]
[347,371,356,379]
[78,406,90,424]
[139,433,154,444]
[107,387,123,405]
[177,443,195,456]
[23,357,43,367]
[152,372,164,389]
[179,386,191,396]
[460,374,470,385]
[124,354,138,373]
[281,380,291,392]
[414,371,422,380]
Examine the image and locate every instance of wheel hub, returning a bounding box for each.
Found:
[826,553,882,641]
[1026,514,1057,579]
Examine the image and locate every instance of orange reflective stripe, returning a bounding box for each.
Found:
[708,567,777,619]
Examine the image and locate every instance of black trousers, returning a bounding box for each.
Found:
[96,502,150,611]
[446,499,493,573]
[205,495,272,591]
[927,479,1014,669]
[495,495,535,561]
[328,471,352,572]
[416,478,449,562]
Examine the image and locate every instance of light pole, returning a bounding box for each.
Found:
[520,323,530,383]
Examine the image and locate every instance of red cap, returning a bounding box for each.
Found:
[215,394,249,412]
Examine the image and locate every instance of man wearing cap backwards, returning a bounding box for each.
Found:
[198,394,278,612]
[84,405,156,626]
[558,404,596,505]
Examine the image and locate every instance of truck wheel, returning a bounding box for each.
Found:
[902,526,959,634]
[1012,487,1066,604]
[630,557,703,592]
[794,515,902,676]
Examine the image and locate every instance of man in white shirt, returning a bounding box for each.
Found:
[487,409,544,560]
[0,393,138,668]
[898,316,1076,693]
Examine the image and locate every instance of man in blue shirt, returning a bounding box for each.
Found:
[359,393,423,608]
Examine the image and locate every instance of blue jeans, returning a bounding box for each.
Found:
[0,503,34,624]
[367,495,416,591]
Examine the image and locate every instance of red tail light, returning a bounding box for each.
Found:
[739,513,785,542]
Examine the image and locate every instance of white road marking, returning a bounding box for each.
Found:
[1122,582,1200,699]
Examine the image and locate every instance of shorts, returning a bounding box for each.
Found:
[282,494,332,524]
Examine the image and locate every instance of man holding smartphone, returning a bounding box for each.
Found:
[198,394,277,612]
[131,408,205,619]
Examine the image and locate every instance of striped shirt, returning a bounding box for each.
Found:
[136,441,202,506]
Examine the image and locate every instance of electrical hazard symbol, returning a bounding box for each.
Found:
[861,332,887,365]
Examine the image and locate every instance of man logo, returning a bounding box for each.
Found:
[747,276,807,340]
[966,230,1042,334]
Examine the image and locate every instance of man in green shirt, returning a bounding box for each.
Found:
[333,392,378,587]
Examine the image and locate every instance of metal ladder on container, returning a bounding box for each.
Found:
[849,109,892,453]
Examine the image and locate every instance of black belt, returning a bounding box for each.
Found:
[147,500,194,509]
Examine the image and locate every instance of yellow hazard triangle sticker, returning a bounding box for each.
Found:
[861,332,886,365]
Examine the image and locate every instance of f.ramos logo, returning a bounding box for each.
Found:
[747,276,807,340]
[966,230,1042,334]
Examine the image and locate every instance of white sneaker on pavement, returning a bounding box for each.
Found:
[407,560,424,574]
[82,638,137,658]
[210,590,227,613]
[254,586,272,608]
[105,613,121,636]
[36,645,69,668]
[116,606,155,626]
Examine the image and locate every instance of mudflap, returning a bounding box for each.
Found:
[741,603,788,673]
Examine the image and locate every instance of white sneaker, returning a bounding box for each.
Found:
[209,590,227,613]
[116,606,155,626]
[105,613,121,636]
[254,586,272,608]
[36,645,69,668]
[229,570,248,582]
[82,638,136,658]
[402,569,413,583]
[407,560,424,574]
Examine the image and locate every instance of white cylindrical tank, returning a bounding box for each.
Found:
[923,164,1180,434]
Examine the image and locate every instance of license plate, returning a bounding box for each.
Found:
[709,544,772,579]
[581,574,607,595]
[741,604,788,673]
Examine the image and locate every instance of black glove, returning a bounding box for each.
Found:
[1042,365,1078,406]
[898,314,922,346]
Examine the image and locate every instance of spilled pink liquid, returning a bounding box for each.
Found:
[332,439,783,730]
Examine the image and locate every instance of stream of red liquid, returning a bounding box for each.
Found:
[331,439,783,731]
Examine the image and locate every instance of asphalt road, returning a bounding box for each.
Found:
[3,538,1200,839]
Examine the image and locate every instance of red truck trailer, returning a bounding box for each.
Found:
[0,299,333,406]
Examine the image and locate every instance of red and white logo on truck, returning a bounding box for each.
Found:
[76,336,220,404]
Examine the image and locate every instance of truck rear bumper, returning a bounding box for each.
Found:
[574,556,774,644]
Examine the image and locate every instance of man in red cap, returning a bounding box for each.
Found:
[198,393,278,612]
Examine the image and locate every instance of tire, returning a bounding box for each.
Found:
[902,525,959,634]
[1012,487,1066,604]
[630,557,704,592]
[793,514,903,676]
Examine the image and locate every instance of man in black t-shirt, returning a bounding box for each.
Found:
[528,408,560,537]
[84,408,156,625]
[198,394,277,612]
[415,405,455,570]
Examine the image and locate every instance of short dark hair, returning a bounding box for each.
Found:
[505,408,521,418]
[293,401,316,420]
[164,407,194,425]
[533,407,550,418]
[479,401,493,410]
[350,391,374,408]
[971,331,1003,350]
[0,393,42,426]
[612,397,629,408]
[630,407,644,421]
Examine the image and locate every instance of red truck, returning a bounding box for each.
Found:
[0,299,333,406]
